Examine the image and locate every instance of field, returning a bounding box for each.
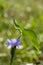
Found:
[0,0,43,65]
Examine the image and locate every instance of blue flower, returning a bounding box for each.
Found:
[6,38,20,48]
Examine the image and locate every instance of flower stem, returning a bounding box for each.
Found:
[10,46,16,65]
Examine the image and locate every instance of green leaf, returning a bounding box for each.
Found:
[23,29,39,51]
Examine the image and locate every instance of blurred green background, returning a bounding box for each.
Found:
[0,0,43,65]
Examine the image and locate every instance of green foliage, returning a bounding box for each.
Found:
[23,29,39,51]
[0,0,43,65]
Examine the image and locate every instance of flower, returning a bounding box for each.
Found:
[6,38,20,48]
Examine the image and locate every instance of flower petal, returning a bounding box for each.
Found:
[16,39,20,46]
[6,38,20,48]
[6,39,11,46]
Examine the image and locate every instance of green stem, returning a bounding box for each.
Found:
[13,19,22,39]
[10,46,16,65]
